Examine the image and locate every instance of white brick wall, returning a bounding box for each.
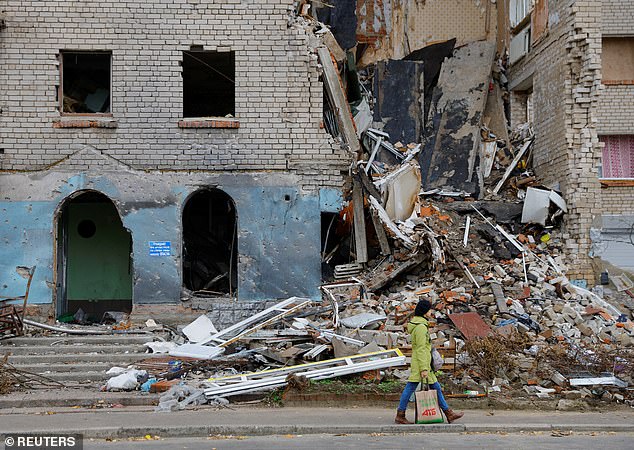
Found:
[597,85,634,134]
[0,0,351,189]
[602,0,634,35]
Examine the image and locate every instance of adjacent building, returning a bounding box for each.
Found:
[507,0,634,282]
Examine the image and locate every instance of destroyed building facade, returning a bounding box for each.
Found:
[2,0,630,324]
[0,0,352,319]
[507,0,634,283]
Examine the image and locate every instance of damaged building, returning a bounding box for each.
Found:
[507,0,634,283]
[1,0,632,328]
[0,0,354,322]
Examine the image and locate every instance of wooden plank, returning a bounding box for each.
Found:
[492,140,532,194]
[317,46,361,157]
[370,209,391,255]
[352,177,368,263]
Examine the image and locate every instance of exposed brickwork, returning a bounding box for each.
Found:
[52,119,118,129]
[178,119,241,129]
[0,0,352,190]
[510,0,607,284]
[602,0,634,35]
[509,0,634,283]
[597,85,634,134]
[597,0,634,256]
[509,91,528,128]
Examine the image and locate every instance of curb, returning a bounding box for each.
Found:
[2,423,634,439]
[0,395,158,409]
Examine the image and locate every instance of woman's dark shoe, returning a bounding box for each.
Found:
[444,409,464,423]
[395,410,413,424]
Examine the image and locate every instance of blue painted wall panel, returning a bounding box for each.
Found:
[0,173,327,305]
[0,202,54,304]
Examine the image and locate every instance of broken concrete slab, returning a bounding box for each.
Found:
[404,39,456,124]
[373,59,424,145]
[420,41,496,195]
[442,200,524,223]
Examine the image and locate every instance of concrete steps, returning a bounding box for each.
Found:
[4,335,153,346]
[7,353,151,364]
[0,390,159,409]
[3,344,148,356]
[0,334,161,388]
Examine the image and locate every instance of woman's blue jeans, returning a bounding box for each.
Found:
[397,381,449,412]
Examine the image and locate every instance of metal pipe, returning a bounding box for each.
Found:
[23,319,156,336]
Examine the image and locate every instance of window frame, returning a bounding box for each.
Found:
[58,50,113,117]
[181,49,236,120]
[599,135,634,182]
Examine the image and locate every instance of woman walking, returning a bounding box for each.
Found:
[395,299,464,424]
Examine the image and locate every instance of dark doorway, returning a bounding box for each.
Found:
[56,191,133,320]
[182,189,237,296]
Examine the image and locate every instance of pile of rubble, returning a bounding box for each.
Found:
[92,8,634,410]
[6,6,633,411]
[93,118,633,411]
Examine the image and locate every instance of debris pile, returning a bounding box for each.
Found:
[97,7,634,410]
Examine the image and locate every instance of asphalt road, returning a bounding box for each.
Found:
[85,432,634,450]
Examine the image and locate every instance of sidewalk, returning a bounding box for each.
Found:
[1,406,633,438]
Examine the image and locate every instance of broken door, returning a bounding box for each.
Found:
[182,189,238,296]
[56,191,133,319]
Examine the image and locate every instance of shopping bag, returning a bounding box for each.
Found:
[414,385,444,424]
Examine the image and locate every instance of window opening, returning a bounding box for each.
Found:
[182,50,235,117]
[61,51,111,114]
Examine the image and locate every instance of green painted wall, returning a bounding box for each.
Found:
[66,203,132,301]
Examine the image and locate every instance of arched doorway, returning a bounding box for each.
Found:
[182,189,237,296]
[56,191,133,320]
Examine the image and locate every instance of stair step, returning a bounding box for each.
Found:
[4,335,157,346]
[7,353,152,364]
[10,362,114,373]
[0,344,149,356]
[28,371,110,382]
[0,390,159,409]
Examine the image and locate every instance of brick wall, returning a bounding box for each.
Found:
[509,91,528,128]
[597,85,634,133]
[598,1,634,233]
[509,0,604,283]
[602,0,634,35]
[510,0,571,187]
[0,0,351,190]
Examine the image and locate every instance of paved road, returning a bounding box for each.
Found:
[85,432,634,450]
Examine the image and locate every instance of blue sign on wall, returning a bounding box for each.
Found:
[149,241,171,256]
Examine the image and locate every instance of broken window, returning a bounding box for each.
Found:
[182,50,235,118]
[510,0,533,29]
[531,0,548,43]
[602,38,634,84]
[600,135,634,179]
[182,189,238,296]
[60,51,111,114]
